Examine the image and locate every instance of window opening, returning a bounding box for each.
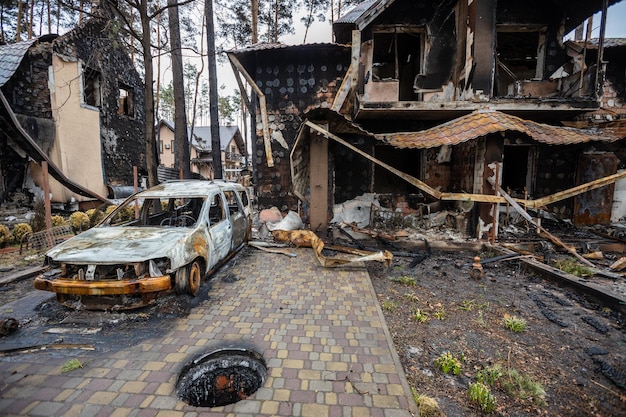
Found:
[223,190,243,216]
[502,146,534,198]
[495,27,546,96]
[371,28,423,101]
[118,84,135,117]
[208,194,225,225]
[82,65,101,108]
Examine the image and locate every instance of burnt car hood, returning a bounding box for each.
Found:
[45,227,194,264]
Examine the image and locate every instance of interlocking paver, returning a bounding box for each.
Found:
[0,248,416,416]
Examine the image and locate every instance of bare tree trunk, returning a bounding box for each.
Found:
[38,0,43,36]
[56,0,60,34]
[251,0,258,43]
[205,0,222,179]
[189,18,206,172]
[303,0,313,43]
[28,0,34,39]
[47,0,51,33]
[273,0,278,43]
[168,0,190,179]
[140,0,158,186]
[155,0,161,120]
[17,0,22,41]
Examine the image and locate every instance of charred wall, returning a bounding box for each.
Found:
[53,16,145,187]
[535,144,586,219]
[2,42,53,118]
[251,46,350,211]
[330,135,373,204]
[450,141,476,193]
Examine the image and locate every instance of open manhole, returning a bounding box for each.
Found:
[176,347,267,407]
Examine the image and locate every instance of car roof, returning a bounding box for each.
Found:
[137,180,245,198]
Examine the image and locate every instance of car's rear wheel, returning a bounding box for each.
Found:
[175,260,202,296]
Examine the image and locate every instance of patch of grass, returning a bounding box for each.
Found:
[477,365,505,386]
[459,299,489,312]
[501,369,546,406]
[413,308,429,323]
[477,365,546,407]
[433,309,446,320]
[391,275,416,286]
[404,292,420,302]
[477,311,488,328]
[553,258,593,277]
[468,382,496,413]
[411,386,445,417]
[61,358,84,373]
[381,300,398,312]
[435,351,461,375]
[503,314,527,333]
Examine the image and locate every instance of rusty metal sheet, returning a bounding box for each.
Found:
[573,153,618,225]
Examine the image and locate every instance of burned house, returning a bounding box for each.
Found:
[228,0,626,238]
[0,7,145,209]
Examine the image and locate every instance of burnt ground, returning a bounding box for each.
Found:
[367,247,626,417]
[1,241,626,416]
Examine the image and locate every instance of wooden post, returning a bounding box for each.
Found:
[42,161,52,230]
[309,127,329,232]
[133,166,139,219]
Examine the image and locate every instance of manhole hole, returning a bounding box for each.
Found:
[176,347,267,407]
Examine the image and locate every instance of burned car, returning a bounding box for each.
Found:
[34,180,252,309]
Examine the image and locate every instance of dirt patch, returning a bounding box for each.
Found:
[367,249,626,416]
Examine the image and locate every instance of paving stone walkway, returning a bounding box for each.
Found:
[0,248,417,416]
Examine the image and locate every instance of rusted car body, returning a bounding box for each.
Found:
[34,180,252,309]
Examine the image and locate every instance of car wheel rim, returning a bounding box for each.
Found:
[188,261,201,296]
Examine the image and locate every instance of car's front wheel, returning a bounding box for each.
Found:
[175,260,202,296]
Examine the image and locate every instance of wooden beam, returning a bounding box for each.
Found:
[488,176,596,268]
[227,53,273,167]
[309,128,329,231]
[331,65,353,112]
[305,121,443,199]
[227,55,251,110]
[527,170,626,208]
[350,30,361,92]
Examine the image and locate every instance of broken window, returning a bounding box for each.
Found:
[370,27,423,101]
[81,64,101,108]
[118,83,135,117]
[495,26,547,96]
[208,193,225,225]
[373,145,422,194]
[502,145,536,198]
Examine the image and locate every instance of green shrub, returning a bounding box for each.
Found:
[68,212,90,232]
[477,365,504,386]
[12,223,32,244]
[51,215,67,227]
[435,351,461,375]
[104,205,117,216]
[86,209,105,227]
[468,382,496,413]
[503,315,527,333]
[0,224,13,247]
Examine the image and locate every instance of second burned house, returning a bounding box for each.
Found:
[228,0,626,239]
